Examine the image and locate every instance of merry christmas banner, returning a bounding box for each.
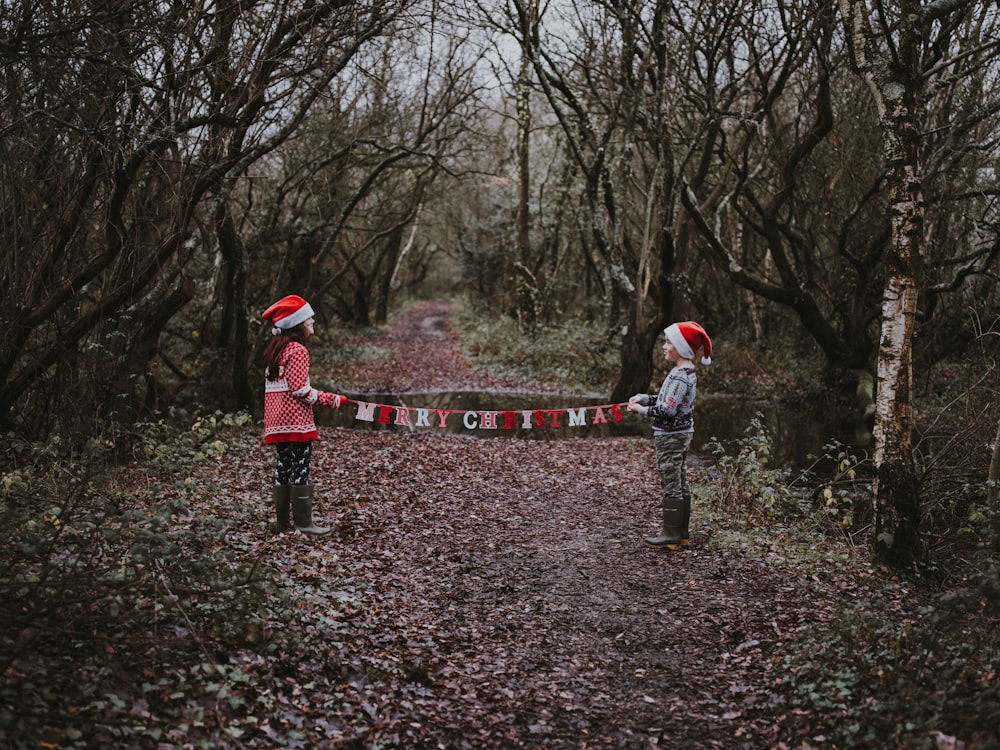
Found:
[343,398,628,432]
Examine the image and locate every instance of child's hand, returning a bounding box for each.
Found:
[318,392,344,408]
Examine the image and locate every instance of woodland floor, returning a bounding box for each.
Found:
[216,301,916,749]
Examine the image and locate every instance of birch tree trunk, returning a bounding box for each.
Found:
[838,0,928,567]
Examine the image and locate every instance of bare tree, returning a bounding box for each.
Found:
[0,0,407,434]
[835,0,1000,567]
[676,0,964,398]
[499,0,850,400]
[237,1,488,336]
[486,0,693,400]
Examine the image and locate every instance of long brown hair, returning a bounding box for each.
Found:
[262,325,309,380]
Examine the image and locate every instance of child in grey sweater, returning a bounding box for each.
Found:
[627,322,713,549]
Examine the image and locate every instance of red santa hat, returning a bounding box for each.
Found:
[665,321,713,365]
[262,295,314,335]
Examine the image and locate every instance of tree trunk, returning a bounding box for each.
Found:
[989,416,1000,559]
[214,193,254,411]
[839,0,925,568]
[610,314,659,403]
[374,225,405,325]
[872,254,921,566]
[515,6,535,325]
[105,274,195,426]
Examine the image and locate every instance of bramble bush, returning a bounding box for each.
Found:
[702,414,795,519]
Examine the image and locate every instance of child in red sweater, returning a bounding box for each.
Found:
[262,295,345,535]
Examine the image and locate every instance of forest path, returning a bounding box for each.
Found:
[327,299,526,393]
[243,299,874,747]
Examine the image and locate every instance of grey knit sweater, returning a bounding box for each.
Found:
[635,365,697,435]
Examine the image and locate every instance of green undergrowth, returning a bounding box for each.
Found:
[2,405,996,748]
[314,333,390,373]
[696,416,999,749]
[0,413,360,748]
[781,579,999,750]
[453,303,619,394]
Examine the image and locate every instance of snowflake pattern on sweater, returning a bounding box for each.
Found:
[263,341,342,444]
[638,365,697,434]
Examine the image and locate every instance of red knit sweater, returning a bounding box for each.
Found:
[263,341,342,444]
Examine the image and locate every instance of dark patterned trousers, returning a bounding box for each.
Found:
[273,441,312,486]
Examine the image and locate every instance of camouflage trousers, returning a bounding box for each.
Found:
[654,432,693,514]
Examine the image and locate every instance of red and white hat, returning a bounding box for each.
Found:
[262,295,314,335]
[665,321,713,365]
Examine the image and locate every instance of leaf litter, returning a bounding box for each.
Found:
[184,301,919,748]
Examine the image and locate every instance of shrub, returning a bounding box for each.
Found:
[781,564,1000,748]
[455,305,619,394]
[0,414,276,748]
[703,414,795,520]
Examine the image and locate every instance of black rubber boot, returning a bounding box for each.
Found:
[291,484,330,536]
[273,485,291,532]
[644,502,684,550]
[681,492,691,547]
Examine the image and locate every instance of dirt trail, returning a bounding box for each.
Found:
[265,301,829,748]
[331,300,524,393]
